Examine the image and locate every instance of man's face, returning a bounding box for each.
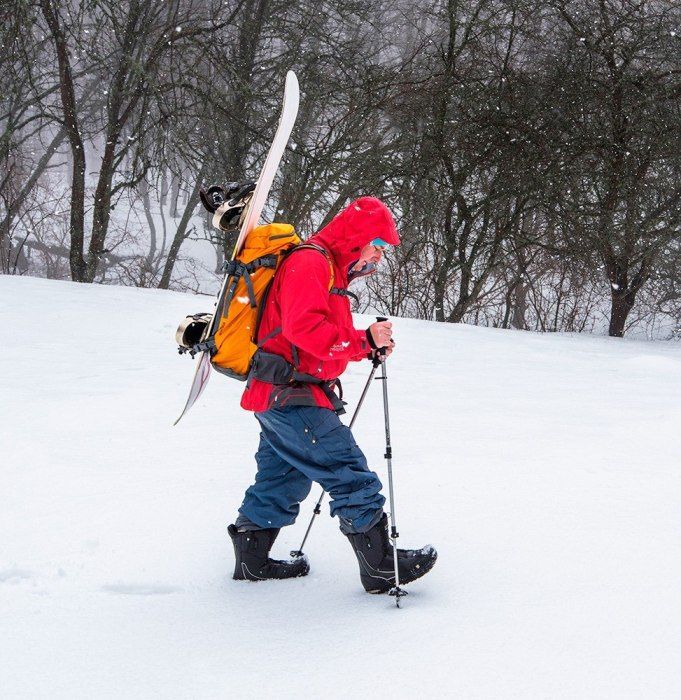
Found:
[352,243,386,272]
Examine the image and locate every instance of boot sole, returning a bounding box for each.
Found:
[233,561,310,581]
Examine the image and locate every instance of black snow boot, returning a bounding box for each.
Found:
[227,525,310,581]
[345,514,437,594]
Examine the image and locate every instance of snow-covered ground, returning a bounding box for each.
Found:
[1,275,680,699]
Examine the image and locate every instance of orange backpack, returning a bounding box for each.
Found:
[212,222,300,379]
[176,223,337,380]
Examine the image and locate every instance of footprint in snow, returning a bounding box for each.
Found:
[101,583,182,596]
[0,568,33,584]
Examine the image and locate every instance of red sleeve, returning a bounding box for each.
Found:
[278,250,370,361]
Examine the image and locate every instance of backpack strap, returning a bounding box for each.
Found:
[222,255,278,274]
[288,242,359,303]
[286,243,335,289]
[195,253,278,356]
[331,287,359,304]
[221,255,278,309]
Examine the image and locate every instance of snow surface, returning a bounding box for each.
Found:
[1,275,680,699]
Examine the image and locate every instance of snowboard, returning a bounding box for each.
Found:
[174,71,300,426]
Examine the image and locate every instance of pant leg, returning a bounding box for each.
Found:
[255,406,385,533]
[238,430,313,529]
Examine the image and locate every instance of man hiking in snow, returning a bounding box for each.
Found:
[227,196,437,593]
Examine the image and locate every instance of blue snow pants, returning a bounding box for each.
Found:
[237,406,385,534]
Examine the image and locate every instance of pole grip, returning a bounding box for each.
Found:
[375,316,389,358]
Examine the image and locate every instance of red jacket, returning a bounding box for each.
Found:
[241,196,400,412]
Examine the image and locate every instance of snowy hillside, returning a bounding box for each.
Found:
[1,275,680,699]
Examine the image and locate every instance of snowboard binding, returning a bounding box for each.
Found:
[176,312,214,357]
[200,180,256,233]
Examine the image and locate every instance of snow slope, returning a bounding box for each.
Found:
[1,275,680,699]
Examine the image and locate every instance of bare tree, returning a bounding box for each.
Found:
[547,0,681,336]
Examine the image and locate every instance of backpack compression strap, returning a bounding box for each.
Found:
[221,255,278,310]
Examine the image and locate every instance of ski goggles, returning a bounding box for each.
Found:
[370,238,389,248]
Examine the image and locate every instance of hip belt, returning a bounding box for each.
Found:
[249,350,346,414]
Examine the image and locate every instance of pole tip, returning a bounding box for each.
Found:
[389,586,408,607]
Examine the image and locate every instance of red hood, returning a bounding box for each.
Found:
[307,197,400,276]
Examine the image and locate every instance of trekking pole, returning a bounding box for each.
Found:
[290,317,386,559]
[377,345,406,607]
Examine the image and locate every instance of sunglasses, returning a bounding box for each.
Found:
[370,238,389,248]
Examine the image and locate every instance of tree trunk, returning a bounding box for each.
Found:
[0,126,68,272]
[169,172,180,217]
[39,0,87,282]
[608,289,635,337]
[139,179,157,275]
[511,282,529,330]
[432,271,447,322]
[158,165,206,289]
[85,136,118,281]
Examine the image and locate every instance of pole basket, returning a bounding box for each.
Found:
[389,586,408,608]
